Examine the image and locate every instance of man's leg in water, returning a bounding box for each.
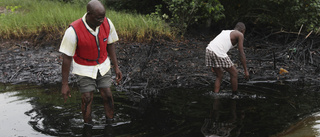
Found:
[212,67,224,93]
[223,66,238,94]
[99,87,114,122]
[81,92,94,124]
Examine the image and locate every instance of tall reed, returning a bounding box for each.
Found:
[0,0,174,42]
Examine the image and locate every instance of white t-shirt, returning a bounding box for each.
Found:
[206,30,236,58]
[59,13,119,79]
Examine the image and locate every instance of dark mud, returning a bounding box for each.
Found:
[0,32,319,93]
[0,32,320,137]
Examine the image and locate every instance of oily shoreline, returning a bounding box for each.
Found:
[0,34,319,93]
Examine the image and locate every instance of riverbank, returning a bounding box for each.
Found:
[1,31,319,93]
[1,32,320,137]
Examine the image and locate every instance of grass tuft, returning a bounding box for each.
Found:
[0,0,175,42]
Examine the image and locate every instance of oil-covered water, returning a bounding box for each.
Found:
[0,80,319,137]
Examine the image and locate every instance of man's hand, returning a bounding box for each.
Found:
[114,67,122,85]
[61,84,71,103]
[244,70,250,80]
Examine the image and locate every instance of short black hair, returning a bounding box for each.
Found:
[234,22,246,31]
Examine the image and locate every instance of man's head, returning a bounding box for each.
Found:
[234,22,246,34]
[86,0,106,29]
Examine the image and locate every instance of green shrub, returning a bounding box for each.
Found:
[221,0,320,34]
[105,0,161,14]
[151,0,225,34]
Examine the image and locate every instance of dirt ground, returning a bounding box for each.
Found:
[0,32,319,93]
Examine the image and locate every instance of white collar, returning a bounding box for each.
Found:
[81,13,100,34]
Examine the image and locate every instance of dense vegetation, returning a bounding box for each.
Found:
[0,0,173,42]
[1,0,320,42]
[108,0,320,35]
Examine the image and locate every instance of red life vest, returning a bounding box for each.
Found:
[70,17,110,66]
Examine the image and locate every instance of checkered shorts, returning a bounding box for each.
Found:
[205,49,234,68]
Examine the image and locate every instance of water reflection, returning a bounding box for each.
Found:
[201,97,244,137]
[0,91,49,137]
[277,113,320,137]
[81,124,114,137]
[0,81,319,137]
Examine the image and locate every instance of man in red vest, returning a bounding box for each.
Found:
[59,0,122,126]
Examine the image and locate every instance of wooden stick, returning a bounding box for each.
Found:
[9,67,23,82]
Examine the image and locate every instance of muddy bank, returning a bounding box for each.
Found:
[0,32,319,93]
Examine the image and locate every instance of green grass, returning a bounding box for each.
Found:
[0,0,175,42]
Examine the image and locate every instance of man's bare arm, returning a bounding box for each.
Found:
[61,54,72,102]
[237,33,250,79]
[107,44,122,84]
